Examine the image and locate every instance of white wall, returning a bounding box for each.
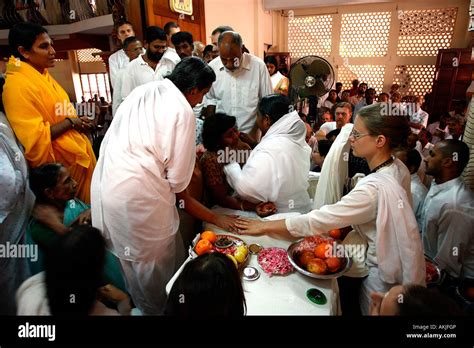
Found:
[204,0,273,58]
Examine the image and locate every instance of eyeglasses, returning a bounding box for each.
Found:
[349,128,371,140]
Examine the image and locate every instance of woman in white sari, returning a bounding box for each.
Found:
[235,102,426,315]
[224,94,312,214]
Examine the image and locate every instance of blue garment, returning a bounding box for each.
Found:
[26,198,127,292]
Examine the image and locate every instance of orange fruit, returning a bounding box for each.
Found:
[325,257,341,272]
[200,231,217,243]
[298,251,315,267]
[195,239,213,255]
[314,243,332,260]
[329,229,341,240]
[307,258,327,275]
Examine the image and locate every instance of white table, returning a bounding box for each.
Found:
[167,207,340,316]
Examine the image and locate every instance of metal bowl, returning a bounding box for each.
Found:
[287,239,352,279]
[424,254,445,286]
[190,233,249,269]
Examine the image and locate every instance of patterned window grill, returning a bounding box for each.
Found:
[339,12,391,57]
[337,65,385,93]
[76,48,104,63]
[397,8,457,56]
[288,15,333,59]
[393,65,436,97]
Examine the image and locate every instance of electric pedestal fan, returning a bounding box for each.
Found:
[289,56,335,128]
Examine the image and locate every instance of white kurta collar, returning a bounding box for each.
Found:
[428,177,462,196]
[216,53,251,72]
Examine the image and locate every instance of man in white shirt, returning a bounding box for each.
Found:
[316,102,352,141]
[353,88,376,116]
[204,31,272,142]
[421,140,474,280]
[91,58,217,315]
[427,112,451,144]
[414,128,434,187]
[350,82,367,106]
[121,26,180,101]
[164,21,180,54]
[109,21,136,90]
[171,31,194,59]
[445,114,465,141]
[408,96,429,134]
[394,148,428,230]
[112,37,143,116]
[211,25,234,46]
[322,90,338,109]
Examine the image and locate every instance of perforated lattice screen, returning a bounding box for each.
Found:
[339,12,391,57]
[76,48,103,63]
[338,65,385,93]
[393,65,436,97]
[397,8,457,56]
[288,15,332,59]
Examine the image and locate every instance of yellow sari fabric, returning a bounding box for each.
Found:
[2,57,96,203]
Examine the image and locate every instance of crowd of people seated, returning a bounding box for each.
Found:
[0,19,472,318]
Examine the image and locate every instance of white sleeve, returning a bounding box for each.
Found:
[224,150,276,203]
[0,151,20,223]
[319,122,331,135]
[163,107,196,193]
[421,112,429,129]
[285,183,377,236]
[259,63,273,98]
[109,53,119,89]
[121,66,134,102]
[434,208,474,278]
[203,83,218,107]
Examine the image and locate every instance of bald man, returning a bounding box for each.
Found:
[203,31,272,142]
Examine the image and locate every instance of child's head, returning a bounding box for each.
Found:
[45,225,106,315]
[313,139,333,167]
[165,252,246,318]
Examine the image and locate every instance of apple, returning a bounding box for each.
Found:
[234,250,247,263]
[325,257,341,272]
[307,258,327,275]
[298,251,315,267]
[236,245,248,257]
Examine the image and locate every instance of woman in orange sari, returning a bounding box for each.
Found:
[2,23,96,203]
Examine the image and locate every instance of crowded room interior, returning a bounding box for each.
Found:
[1,0,474,321]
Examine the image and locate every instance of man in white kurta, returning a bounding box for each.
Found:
[109,21,136,90]
[121,26,180,101]
[111,38,143,116]
[224,110,312,213]
[121,48,180,101]
[91,79,196,315]
[421,140,474,280]
[203,32,272,139]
